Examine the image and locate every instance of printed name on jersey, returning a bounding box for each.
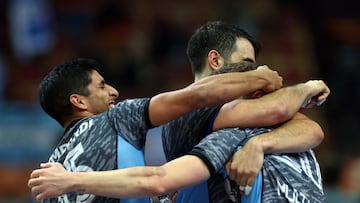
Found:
[276,178,310,203]
[69,119,94,145]
[49,119,94,162]
[49,143,67,162]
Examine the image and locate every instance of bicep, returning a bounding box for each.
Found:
[148,92,196,126]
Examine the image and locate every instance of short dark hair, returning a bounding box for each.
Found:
[210,61,262,99]
[38,58,101,125]
[209,61,258,76]
[186,21,261,76]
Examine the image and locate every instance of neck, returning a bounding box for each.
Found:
[195,67,213,81]
[63,113,91,129]
[63,118,80,130]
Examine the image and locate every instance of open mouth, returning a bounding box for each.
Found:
[109,101,116,108]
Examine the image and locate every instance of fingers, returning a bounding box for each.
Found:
[30,162,55,178]
[316,98,326,106]
[40,162,54,168]
[228,161,256,195]
[28,163,55,200]
[36,193,46,201]
[256,65,283,92]
[317,88,330,102]
[34,188,48,201]
[29,178,47,200]
[237,169,257,195]
[315,83,330,102]
[29,177,55,201]
[236,167,256,189]
[238,185,252,195]
[302,80,330,108]
[226,146,264,196]
[28,177,37,188]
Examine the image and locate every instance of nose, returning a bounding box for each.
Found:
[107,85,119,99]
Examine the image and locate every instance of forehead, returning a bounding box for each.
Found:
[88,70,104,86]
[88,70,105,89]
[229,38,256,63]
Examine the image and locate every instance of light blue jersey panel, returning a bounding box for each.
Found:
[241,172,262,203]
[144,126,167,166]
[118,133,150,203]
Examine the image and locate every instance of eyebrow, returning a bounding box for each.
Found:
[98,79,106,86]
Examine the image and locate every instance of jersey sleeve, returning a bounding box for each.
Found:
[162,106,221,161]
[108,98,151,149]
[188,128,249,175]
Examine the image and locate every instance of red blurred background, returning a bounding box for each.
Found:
[0,0,359,202]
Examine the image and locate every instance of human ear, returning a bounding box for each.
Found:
[70,94,87,110]
[208,50,222,70]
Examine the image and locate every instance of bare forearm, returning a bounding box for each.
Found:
[71,156,209,198]
[29,158,210,200]
[215,80,330,129]
[150,70,281,126]
[72,167,165,198]
[254,83,317,123]
[265,80,330,121]
[191,71,275,107]
[249,113,324,154]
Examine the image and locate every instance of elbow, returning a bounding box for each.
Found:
[313,125,325,147]
[146,184,170,196]
[154,186,170,196]
[141,168,172,196]
[270,105,291,124]
[304,120,325,148]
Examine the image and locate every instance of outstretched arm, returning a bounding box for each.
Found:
[29,156,210,200]
[149,66,282,126]
[28,127,250,200]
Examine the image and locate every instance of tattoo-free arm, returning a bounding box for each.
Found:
[149,67,282,126]
[29,156,210,200]
[227,112,324,187]
[251,112,324,153]
[214,80,330,129]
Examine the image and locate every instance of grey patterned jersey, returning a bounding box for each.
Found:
[189,128,250,174]
[245,128,325,203]
[189,127,325,203]
[262,151,325,203]
[162,106,221,161]
[43,98,151,203]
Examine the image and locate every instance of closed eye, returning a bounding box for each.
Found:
[242,58,255,63]
[98,79,106,89]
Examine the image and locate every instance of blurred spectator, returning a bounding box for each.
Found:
[0,0,359,202]
[7,0,55,61]
[324,155,360,203]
